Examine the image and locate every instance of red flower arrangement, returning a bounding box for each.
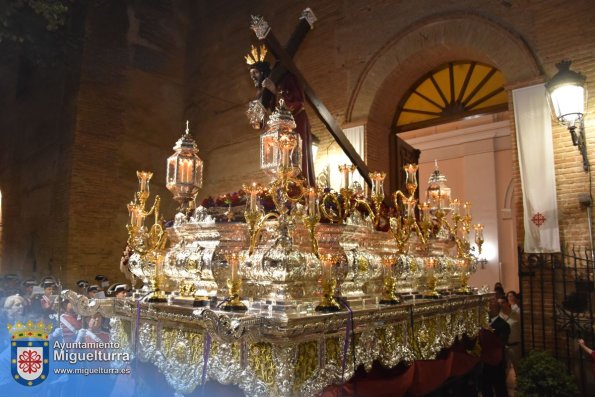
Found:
[201,190,247,208]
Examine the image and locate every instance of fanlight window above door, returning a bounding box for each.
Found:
[395,62,508,132]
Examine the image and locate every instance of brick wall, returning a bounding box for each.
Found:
[63,0,190,287]
[0,0,594,300]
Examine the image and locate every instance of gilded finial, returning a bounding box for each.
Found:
[186,120,190,135]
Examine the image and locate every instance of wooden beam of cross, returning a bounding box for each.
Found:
[259,9,315,108]
[250,11,373,189]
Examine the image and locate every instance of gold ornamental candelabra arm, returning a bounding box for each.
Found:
[302,213,321,259]
[389,216,414,255]
[410,219,427,247]
[138,193,161,221]
[417,203,433,246]
[319,191,344,224]
[339,187,354,218]
[353,198,375,225]
[247,211,279,255]
[392,190,409,207]
[370,193,383,227]
[270,171,306,212]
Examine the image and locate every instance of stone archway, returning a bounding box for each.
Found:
[344,12,543,289]
[346,11,542,174]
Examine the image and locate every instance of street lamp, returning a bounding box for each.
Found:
[545,60,589,172]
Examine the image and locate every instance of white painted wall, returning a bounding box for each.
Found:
[400,114,518,291]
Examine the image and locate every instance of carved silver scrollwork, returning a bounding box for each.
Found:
[247,100,267,130]
[250,15,270,39]
[196,309,249,343]
[300,8,317,29]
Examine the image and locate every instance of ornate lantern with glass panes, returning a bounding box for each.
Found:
[260,99,302,174]
[426,160,451,213]
[166,121,203,211]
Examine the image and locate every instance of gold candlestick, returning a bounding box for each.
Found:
[474,223,484,255]
[221,252,247,312]
[370,171,385,226]
[243,182,265,255]
[315,253,341,312]
[404,163,418,196]
[456,258,472,294]
[380,255,400,304]
[422,257,441,299]
[338,164,356,191]
[303,187,321,258]
[126,170,167,297]
[147,253,167,303]
[389,216,411,255]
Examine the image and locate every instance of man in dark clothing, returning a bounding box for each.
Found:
[482,298,511,397]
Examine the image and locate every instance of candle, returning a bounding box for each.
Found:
[383,255,395,277]
[451,199,460,216]
[307,187,317,217]
[370,171,386,196]
[180,159,193,183]
[137,171,153,193]
[339,165,350,189]
[407,197,417,218]
[230,253,239,281]
[250,182,258,212]
[321,254,335,281]
[188,161,192,183]
[464,202,472,217]
[421,203,430,222]
[426,257,435,270]
[442,188,451,208]
[179,160,185,183]
[404,164,418,194]
[474,224,484,243]
[133,207,143,228]
[281,146,290,168]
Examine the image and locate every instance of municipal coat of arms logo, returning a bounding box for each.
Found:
[8,320,51,387]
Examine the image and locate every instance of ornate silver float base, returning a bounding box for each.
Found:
[100,294,490,397]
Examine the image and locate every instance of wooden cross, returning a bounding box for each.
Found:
[250,9,373,188]
[257,9,315,109]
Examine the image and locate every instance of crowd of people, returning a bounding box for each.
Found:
[0,273,130,349]
[2,273,593,395]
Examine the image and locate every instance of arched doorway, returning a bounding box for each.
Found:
[346,12,542,289]
[394,61,508,132]
[393,61,514,288]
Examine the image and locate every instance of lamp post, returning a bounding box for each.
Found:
[545,60,589,172]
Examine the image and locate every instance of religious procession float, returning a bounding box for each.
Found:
[63,9,492,397]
